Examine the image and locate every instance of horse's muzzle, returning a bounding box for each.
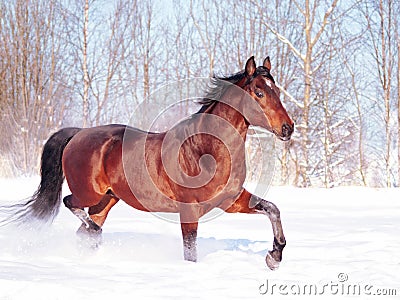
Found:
[280,123,294,141]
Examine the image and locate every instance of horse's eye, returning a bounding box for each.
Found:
[255,91,264,98]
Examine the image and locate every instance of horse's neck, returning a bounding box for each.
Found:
[206,96,249,140]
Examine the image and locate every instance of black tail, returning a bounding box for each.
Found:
[1,127,81,225]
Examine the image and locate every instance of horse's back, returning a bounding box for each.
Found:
[61,124,171,211]
[63,124,127,163]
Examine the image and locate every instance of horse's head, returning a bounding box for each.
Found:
[240,56,294,141]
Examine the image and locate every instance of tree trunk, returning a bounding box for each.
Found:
[82,0,90,127]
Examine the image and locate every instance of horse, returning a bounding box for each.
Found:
[3,56,293,270]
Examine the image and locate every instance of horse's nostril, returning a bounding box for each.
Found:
[282,123,293,137]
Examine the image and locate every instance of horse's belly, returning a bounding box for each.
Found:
[106,136,180,213]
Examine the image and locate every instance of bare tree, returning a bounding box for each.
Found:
[252,0,339,186]
[82,0,90,127]
[90,0,138,125]
[0,0,72,175]
[397,6,400,186]
[344,60,368,186]
[362,0,396,187]
[1,0,398,189]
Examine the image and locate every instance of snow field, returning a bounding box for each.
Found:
[0,177,399,299]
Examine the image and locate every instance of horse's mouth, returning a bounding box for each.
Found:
[272,129,292,142]
[277,135,291,142]
[251,126,292,141]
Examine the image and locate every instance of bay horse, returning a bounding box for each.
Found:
[3,56,293,270]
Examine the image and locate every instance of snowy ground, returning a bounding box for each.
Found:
[0,177,399,299]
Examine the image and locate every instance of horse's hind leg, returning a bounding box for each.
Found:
[87,192,119,227]
[63,195,102,232]
[63,195,103,247]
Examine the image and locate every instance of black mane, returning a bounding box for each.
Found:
[196,66,275,113]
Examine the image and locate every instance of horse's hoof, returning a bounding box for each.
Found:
[266,252,280,270]
[77,223,102,236]
[76,224,103,249]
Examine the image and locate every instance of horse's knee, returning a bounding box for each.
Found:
[255,199,280,219]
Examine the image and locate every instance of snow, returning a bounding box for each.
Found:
[0,177,399,299]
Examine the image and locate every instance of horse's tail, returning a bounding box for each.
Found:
[1,127,81,225]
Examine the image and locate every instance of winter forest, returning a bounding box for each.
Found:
[0,0,399,188]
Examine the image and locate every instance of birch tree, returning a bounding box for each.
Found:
[397,6,400,186]
[0,0,71,175]
[252,0,339,186]
[82,0,90,127]
[362,0,396,187]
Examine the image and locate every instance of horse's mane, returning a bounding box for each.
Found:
[196,66,275,114]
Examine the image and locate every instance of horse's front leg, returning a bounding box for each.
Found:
[252,195,286,270]
[224,191,286,270]
[180,221,198,262]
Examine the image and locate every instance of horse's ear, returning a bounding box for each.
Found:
[263,56,271,71]
[245,56,256,76]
